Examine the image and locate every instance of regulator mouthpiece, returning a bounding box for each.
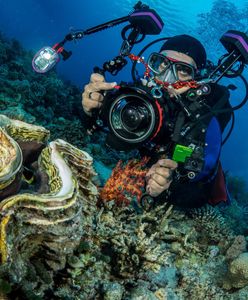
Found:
[32,46,60,73]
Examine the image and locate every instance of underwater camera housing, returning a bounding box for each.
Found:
[98,83,166,151]
[94,29,248,180]
[97,81,211,180]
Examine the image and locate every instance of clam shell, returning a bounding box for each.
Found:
[0,128,23,183]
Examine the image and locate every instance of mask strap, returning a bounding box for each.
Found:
[155,78,199,90]
[128,53,200,89]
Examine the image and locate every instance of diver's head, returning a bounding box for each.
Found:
[160,34,207,69]
[148,34,207,97]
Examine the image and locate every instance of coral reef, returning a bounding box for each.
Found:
[0,115,247,299]
[0,141,247,299]
[0,32,87,149]
[188,205,234,247]
[50,200,248,300]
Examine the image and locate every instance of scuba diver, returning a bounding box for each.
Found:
[81,34,232,208]
[32,2,248,209]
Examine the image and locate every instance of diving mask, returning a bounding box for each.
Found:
[147,52,196,83]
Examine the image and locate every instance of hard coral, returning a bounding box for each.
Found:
[223,252,248,289]
[189,205,233,247]
[100,157,149,206]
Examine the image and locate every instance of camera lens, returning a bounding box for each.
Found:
[121,105,149,131]
[108,93,156,144]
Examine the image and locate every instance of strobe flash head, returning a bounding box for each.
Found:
[32,46,60,73]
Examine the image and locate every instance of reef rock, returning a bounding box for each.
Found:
[223,252,248,289]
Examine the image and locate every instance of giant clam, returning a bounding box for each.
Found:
[0,139,98,263]
[0,115,98,297]
[0,128,23,194]
[0,114,50,164]
[0,114,50,200]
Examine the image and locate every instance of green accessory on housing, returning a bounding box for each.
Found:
[172,144,193,162]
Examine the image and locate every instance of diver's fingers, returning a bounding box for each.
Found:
[146,179,169,197]
[82,94,103,113]
[146,159,177,181]
[156,159,178,170]
[83,98,103,113]
[84,81,117,93]
[146,164,157,178]
[150,173,169,186]
[152,168,173,183]
[82,76,116,114]
[88,92,104,102]
[90,73,105,83]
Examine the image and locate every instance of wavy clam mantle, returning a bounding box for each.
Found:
[0,114,98,272]
[0,114,49,199]
[0,127,23,192]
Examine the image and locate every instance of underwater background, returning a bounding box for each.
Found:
[0,0,247,182]
[0,1,248,299]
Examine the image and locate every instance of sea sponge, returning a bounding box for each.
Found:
[223,252,248,289]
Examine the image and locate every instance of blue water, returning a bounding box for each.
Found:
[0,0,247,183]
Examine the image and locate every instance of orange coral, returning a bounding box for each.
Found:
[100,157,150,206]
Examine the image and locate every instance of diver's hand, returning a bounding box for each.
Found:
[82,73,117,116]
[146,159,178,197]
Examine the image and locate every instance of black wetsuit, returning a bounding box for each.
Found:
[152,83,232,208]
